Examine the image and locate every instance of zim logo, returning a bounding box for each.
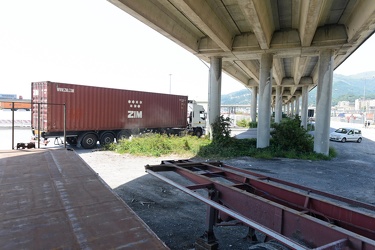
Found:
[128,111,142,118]
[57,87,74,93]
[128,99,143,119]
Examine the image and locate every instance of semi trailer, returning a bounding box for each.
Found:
[31,81,206,149]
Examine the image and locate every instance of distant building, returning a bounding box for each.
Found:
[334,101,355,114]
[355,99,375,112]
[337,101,350,107]
[0,94,17,99]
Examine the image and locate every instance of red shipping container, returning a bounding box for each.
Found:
[32,81,188,138]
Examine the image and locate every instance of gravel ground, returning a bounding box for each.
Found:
[78,151,257,249]
[77,124,375,249]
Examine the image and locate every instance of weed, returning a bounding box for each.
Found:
[270,115,314,153]
[114,134,210,157]
[211,115,232,145]
[236,118,249,128]
[249,121,257,128]
[106,115,335,161]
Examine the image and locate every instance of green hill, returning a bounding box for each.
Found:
[221,71,375,106]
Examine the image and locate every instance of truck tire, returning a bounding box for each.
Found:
[194,128,203,138]
[81,133,98,149]
[116,130,131,142]
[66,137,78,146]
[100,132,115,145]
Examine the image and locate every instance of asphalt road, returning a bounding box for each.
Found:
[228,121,375,205]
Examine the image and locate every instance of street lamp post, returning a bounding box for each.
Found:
[364,78,366,112]
[362,78,367,127]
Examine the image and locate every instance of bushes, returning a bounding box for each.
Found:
[106,115,334,160]
[236,118,248,127]
[249,121,257,128]
[235,118,257,128]
[211,115,232,145]
[270,115,314,153]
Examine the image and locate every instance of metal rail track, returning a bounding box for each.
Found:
[145,160,375,250]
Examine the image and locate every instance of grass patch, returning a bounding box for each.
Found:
[107,134,335,160]
[106,116,335,160]
[109,133,210,157]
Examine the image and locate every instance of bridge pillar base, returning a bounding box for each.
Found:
[195,233,219,250]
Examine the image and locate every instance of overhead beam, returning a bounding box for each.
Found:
[273,58,285,86]
[232,32,260,50]
[202,33,347,61]
[271,29,300,49]
[346,0,375,44]
[235,60,260,82]
[334,0,375,69]
[312,25,347,46]
[291,0,301,29]
[281,77,313,87]
[299,0,326,47]
[202,26,347,56]
[238,0,274,49]
[293,56,311,85]
[170,0,234,52]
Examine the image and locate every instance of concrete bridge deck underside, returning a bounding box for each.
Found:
[108,0,375,155]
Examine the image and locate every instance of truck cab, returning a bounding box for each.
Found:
[188,100,206,137]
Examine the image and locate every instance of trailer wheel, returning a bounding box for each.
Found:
[116,130,131,142]
[81,133,98,149]
[66,137,78,146]
[100,132,115,145]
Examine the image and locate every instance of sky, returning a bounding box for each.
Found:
[0,0,374,100]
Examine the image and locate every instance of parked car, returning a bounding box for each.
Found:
[329,128,362,143]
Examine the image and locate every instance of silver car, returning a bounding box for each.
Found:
[329,128,362,143]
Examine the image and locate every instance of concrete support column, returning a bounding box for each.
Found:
[207,57,222,139]
[251,87,258,122]
[314,50,334,155]
[257,53,273,148]
[295,96,300,116]
[291,100,295,117]
[301,86,309,129]
[286,103,290,116]
[275,86,282,123]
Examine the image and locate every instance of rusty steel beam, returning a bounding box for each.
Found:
[145,161,375,249]
[146,168,306,249]
[163,160,375,239]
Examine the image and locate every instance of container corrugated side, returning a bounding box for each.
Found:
[32,81,188,133]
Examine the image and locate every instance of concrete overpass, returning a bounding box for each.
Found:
[108,0,375,155]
